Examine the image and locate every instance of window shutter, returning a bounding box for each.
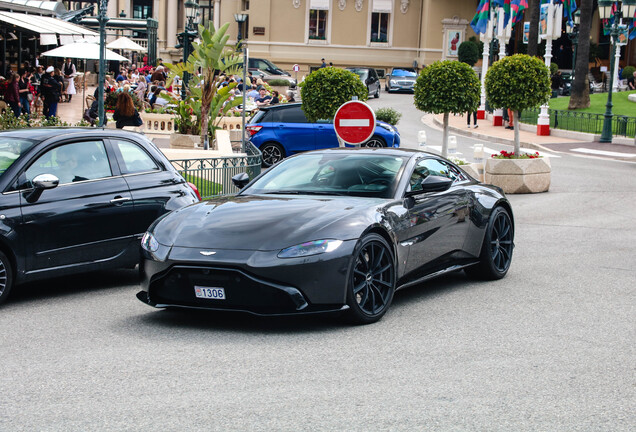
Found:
[309,0,329,10]
[372,0,392,13]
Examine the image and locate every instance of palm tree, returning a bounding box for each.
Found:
[527,0,540,57]
[569,0,593,109]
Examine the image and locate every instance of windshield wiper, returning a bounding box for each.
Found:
[261,190,347,196]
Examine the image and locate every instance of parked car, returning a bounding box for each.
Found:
[248,58,296,87]
[246,103,400,167]
[345,67,381,98]
[138,148,515,324]
[385,67,418,93]
[0,128,200,304]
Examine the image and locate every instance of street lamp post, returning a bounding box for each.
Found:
[234,13,248,152]
[177,0,200,101]
[598,0,636,143]
[97,0,109,127]
[537,0,562,136]
[568,10,581,82]
[477,6,495,120]
[491,5,512,127]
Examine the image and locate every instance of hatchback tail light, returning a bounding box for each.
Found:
[246,125,262,136]
[187,182,202,201]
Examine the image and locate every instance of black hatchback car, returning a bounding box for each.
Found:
[0,128,200,304]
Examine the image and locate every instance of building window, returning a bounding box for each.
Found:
[242,0,250,10]
[370,12,389,43]
[309,9,327,40]
[132,0,153,19]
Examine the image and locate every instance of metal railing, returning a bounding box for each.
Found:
[520,108,636,138]
[170,141,262,200]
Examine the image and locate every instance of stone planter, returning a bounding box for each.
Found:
[169,133,202,149]
[485,157,551,194]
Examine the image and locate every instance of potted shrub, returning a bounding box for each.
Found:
[414,60,480,158]
[485,54,552,193]
[169,100,202,148]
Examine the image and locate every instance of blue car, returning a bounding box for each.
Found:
[246,103,400,167]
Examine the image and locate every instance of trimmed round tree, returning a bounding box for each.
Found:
[486,54,551,155]
[414,60,480,158]
[458,41,480,66]
[300,67,368,124]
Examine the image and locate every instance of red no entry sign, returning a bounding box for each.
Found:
[334,100,376,145]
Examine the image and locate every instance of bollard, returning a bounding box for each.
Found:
[473,143,485,181]
[448,135,457,155]
[418,130,427,149]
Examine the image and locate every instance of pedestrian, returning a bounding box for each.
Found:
[63,58,77,102]
[2,71,22,117]
[113,92,143,129]
[40,66,60,117]
[628,71,636,90]
[506,108,514,130]
[53,68,65,106]
[320,58,327,68]
[466,110,477,128]
[286,90,296,103]
[18,68,33,119]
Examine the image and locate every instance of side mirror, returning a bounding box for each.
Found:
[33,173,60,190]
[232,172,250,189]
[406,175,453,197]
[24,173,59,203]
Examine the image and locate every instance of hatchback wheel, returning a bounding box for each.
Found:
[0,251,14,305]
[362,136,386,148]
[260,143,285,168]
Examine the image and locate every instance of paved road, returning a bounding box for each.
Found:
[1,93,635,431]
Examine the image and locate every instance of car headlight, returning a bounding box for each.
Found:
[141,232,159,252]
[377,123,396,133]
[278,240,343,259]
[390,79,397,85]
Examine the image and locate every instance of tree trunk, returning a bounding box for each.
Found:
[442,112,449,158]
[569,0,593,109]
[513,110,520,155]
[527,0,540,57]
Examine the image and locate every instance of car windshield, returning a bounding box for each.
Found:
[347,69,369,80]
[242,153,407,198]
[0,138,36,176]
[391,68,417,77]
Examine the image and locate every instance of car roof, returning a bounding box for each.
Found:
[305,147,431,158]
[0,127,145,142]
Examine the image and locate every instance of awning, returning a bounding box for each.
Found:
[0,11,98,46]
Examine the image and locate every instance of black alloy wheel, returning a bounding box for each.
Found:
[374,87,380,98]
[0,251,14,305]
[362,136,386,148]
[260,143,285,168]
[346,233,396,324]
[465,206,514,280]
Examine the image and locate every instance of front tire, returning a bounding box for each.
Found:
[346,234,396,324]
[465,206,514,280]
[260,143,285,168]
[374,87,380,98]
[0,251,14,305]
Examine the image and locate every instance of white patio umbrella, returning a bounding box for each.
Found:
[107,36,147,52]
[41,41,129,108]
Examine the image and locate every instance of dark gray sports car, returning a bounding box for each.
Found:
[137,148,514,324]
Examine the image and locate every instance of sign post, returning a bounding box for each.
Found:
[333,100,376,147]
[292,63,300,88]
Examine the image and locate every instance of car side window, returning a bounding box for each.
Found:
[112,140,160,174]
[279,107,309,123]
[409,158,453,192]
[24,141,112,186]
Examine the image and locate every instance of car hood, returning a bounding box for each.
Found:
[152,195,385,251]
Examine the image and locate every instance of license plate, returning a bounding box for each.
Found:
[194,286,226,300]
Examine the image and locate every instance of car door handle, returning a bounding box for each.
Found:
[110,196,131,205]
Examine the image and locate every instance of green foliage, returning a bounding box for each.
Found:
[468,36,484,58]
[267,79,291,86]
[375,107,402,125]
[0,110,30,130]
[550,62,559,75]
[485,54,551,112]
[39,116,70,127]
[172,99,201,135]
[413,60,480,115]
[458,41,480,66]
[300,67,367,122]
[166,22,243,141]
[622,66,635,79]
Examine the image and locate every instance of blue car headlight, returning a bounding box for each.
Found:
[278,239,343,259]
[377,123,396,133]
[141,232,159,252]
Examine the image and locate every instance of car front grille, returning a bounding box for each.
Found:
[149,265,305,314]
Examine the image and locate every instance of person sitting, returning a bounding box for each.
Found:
[149,85,169,107]
[247,85,259,100]
[112,92,143,129]
[270,90,280,105]
[255,87,272,107]
[55,147,84,184]
[287,90,296,103]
